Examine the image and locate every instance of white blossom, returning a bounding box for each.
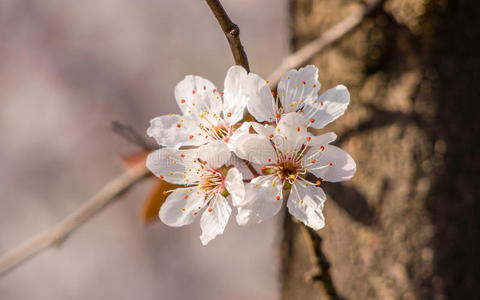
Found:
[147,66,251,150]
[233,112,356,230]
[243,65,350,129]
[146,141,245,245]
[146,64,356,242]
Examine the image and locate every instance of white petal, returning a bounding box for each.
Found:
[229,158,261,181]
[147,114,206,148]
[305,145,356,182]
[175,75,222,122]
[278,65,321,113]
[198,140,231,169]
[287,182,326,230]
[304,85,350,129]
[236,175,283,225]
[159,187,206,227]
[275,112,308,135]
[223,66,248,124]
[200,195,231,245]
[224,168,245,207]
[251,122,274,138]
[308,132,337,147]
[244,72,276,122]
[146,148,200,184]
[233,134,276,165]
[273,112,308,154]
[227,121,252,151]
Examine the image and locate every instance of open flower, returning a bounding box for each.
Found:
[243,65,350,129]
[147,66,250,150]
[233,113,355,230]
[146,141,245,245]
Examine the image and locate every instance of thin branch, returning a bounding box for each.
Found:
[268,0,386,88]
[0,0,250,279]
[0,164,150,276]
[112,121,155,151]
[299,222,342,300]
[205,0,250,72]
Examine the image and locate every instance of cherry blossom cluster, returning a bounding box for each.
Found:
[146,65,356,245]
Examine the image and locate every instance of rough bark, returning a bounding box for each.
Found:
[282,0,480,299]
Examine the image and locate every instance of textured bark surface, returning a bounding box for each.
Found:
[282,0,479,299]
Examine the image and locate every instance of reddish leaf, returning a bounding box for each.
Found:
[140,179,182,224]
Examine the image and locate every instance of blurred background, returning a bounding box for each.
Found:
[0,0,289,299]
[2,0,479,299]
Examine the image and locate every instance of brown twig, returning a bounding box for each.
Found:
[268,0,386,89]
[0,164,150,276]
[205,0,250,72]
[299,222,342,300]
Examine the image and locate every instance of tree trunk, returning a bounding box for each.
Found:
[281,0,480,299]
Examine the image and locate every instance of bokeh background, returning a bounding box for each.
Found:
[0,1,289,299]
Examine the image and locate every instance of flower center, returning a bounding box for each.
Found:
[198,167,225,196]
[262,146,307,185]
[214,122,232,141]
[205,119,232,142]
[276,157,304,183]
[260,136,328,189]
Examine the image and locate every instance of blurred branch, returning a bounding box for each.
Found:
[300,222,342,300]
[268,0,386,88]
[112,121,155,151]
[206,0,250,72]
[0,164,150,276]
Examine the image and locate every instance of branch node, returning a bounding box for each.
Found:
[206,0,250,72]
[228,24,239,36]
